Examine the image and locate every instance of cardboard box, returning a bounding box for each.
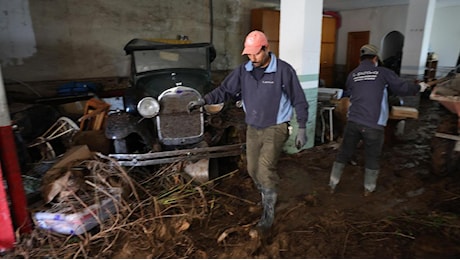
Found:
[48,145,92,170]
[41,145,93,203]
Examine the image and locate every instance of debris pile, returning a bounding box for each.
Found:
[33,146,134,235]
[8,149,235,258]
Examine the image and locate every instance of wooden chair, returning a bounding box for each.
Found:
[78,98,111,131]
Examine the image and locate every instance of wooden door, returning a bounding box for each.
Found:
[321,17,336,43]
[346,31,370,74]
[319,16,337,87]
[320,43,335,86]
[251,9,280,56]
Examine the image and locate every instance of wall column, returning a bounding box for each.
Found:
[280,0,323,153]
[400,0,436,77]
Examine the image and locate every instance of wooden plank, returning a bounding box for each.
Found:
[390,106,418,119]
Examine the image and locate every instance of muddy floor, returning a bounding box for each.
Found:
[5,94,460,259]
[184,94,460,258]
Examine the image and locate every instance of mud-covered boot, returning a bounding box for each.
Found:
[329,162,345,193]
[254,181,262,192]
[253,181,263,207]
[364,168,379,196]
[256,188,277,236]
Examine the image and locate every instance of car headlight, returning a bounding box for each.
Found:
[137,97,160,118]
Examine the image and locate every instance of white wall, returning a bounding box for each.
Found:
[1,1,458,83]
[0,1,36,67]
[335,5,408,65]
[431,5,460,73]
[0,0,276,82]
[335,4,459,73]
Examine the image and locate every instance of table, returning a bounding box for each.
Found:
[320,105,335,143]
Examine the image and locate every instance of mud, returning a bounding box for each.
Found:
[5,95,460,259]
[185,94,460,258]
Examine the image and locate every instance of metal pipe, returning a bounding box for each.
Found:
[0,68,32,234]
[0,161,15,251]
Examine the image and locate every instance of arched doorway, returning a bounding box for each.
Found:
[382,31,404,75]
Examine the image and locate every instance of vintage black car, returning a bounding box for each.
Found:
[105,39,245,180]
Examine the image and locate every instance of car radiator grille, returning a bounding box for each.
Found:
[157,90,204,146]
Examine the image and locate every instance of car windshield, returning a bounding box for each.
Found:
[132,45,209,74]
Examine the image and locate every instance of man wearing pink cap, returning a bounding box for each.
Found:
[188,30,309,236]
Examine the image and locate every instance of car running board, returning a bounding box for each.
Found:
[109,143,245,166]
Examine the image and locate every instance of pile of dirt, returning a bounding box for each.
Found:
[4,96,460,258]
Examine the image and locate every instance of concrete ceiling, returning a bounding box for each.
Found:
[257,0,460,11]
[323,0,460,11]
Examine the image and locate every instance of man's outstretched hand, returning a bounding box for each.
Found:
[187,98,205,113]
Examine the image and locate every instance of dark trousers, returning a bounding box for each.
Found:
[336,121,384,170]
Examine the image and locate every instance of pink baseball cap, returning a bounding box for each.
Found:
[241,30,269,55]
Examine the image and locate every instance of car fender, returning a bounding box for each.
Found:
[105,112,154,143]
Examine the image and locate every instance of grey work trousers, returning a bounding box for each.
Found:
[246,123,289,191]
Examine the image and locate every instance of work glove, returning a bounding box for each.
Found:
[419,82,430,92]
[295,128,306,150]
[187,98,205,113]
